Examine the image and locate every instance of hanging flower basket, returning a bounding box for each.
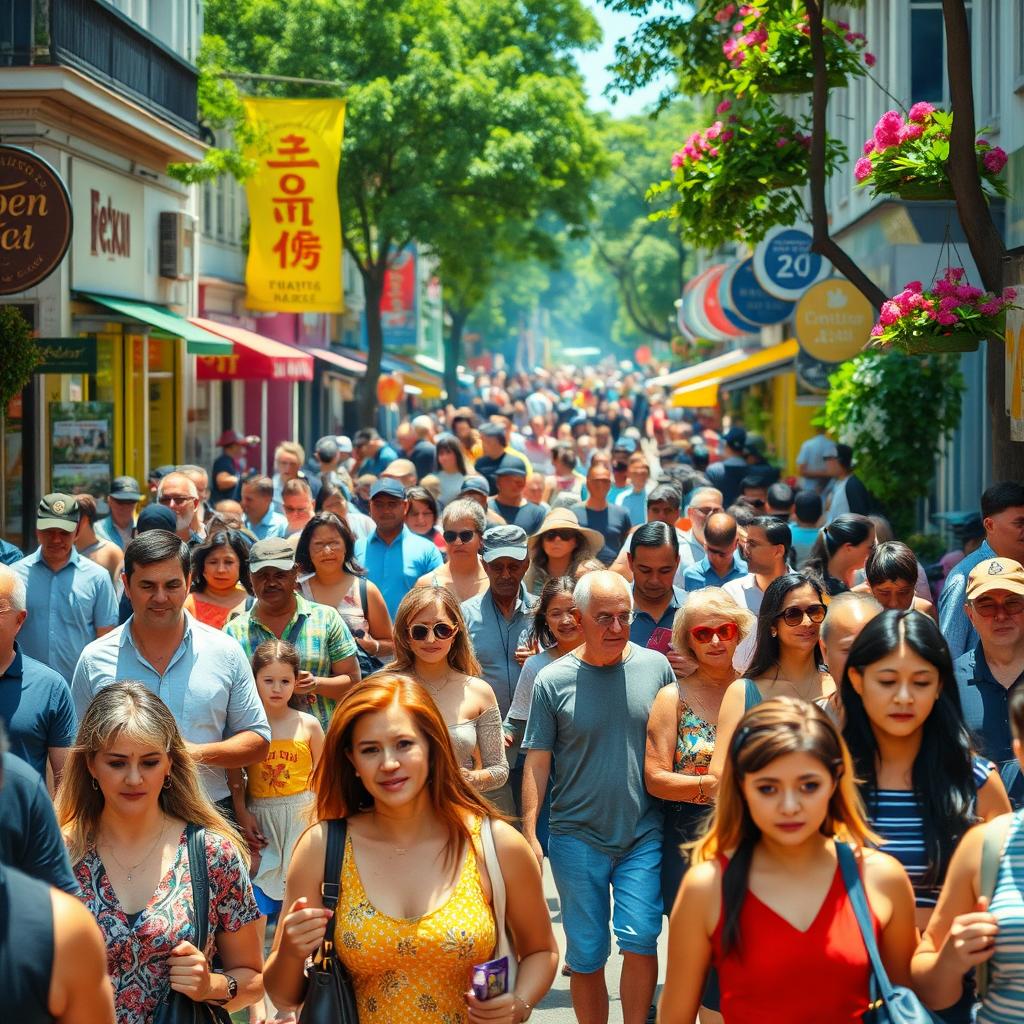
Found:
[855,105,1009,200]
[759,69,849,94]
[869,270,1016,357]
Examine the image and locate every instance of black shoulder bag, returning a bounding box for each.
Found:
[152,824,232,1024]
[298,819,359,1024]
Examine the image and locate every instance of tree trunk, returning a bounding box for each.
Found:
[357,267,386,428]
[805,0,887,310]
[445,307,468,406]
[941,0,1024,480]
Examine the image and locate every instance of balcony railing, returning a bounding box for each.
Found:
[0,0,199,136]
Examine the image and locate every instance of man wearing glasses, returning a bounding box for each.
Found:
[522,570,674,1024]
[155,471,203,545]
[954,557,1024,808]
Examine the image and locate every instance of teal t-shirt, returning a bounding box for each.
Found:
[523,643,674,855]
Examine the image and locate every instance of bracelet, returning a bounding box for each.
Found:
[697,776,706,801]
[514,995,533,1021]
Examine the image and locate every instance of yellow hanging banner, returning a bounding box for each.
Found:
[242,98,346,313]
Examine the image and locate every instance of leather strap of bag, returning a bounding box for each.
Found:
[187,825,210,953]
[318,819,347,959]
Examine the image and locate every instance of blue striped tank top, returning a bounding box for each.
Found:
[978,811,1024,1024]
[867,757,993,908]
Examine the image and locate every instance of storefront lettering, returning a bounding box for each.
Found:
[90,189,131,258]
[268,135,322,271]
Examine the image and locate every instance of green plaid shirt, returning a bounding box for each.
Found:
[225,593,357,728]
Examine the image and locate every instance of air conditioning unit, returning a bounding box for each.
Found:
[159,211,195,280]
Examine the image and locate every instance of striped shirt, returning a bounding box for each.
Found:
[978,810,1024,1023]
[866,757,993,908]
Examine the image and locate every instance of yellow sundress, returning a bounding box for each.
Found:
[335,820,497,1023]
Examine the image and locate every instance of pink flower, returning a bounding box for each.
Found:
[956,285,983,302]
[716,99,732,114]
[863,139,876,155]
[707,147,720,157]
[837,21,850,31]
[683,144,699,161]
[870,323,884,337]
[705,121,723,141]
[845,31,865,43]
[984,147,1008,174]
[898,122,924,143]
[878,300,903,326]
[908,102,936,124]
[864,52,876,67]
[979,300,1005,317]
[776,137,789,148]
[873,110,905,151]
[720,130,735,142]
[936,312,958,326]
[854,156,873,182]
[945,267,966,282]
[733,22,744,33]
[939,295,960,312]
[1003,287,1018,302]
[904,280,923,293]
[671,151,685,169]
[714,4,736,24]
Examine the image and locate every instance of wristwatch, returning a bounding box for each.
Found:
[210,971,238,1004]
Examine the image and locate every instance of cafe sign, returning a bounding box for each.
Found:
[0,145,73,295]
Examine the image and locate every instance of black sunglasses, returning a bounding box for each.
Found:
[443,529,477,544]
[544,529,580,542]
[775,603,827,627]
[408,622,458,642]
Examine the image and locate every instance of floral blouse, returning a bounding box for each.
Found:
[674,694,716,805]
[74,828,260,1024]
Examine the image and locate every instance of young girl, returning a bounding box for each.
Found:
[230,640,323,1023]
[658,697,918,1024]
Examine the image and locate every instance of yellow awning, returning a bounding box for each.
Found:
[670,339,799,407]
[671,378,722,408]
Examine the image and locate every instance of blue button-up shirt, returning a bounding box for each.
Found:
[682,553,749,592]
[247,507,289,541]
[630,586,687,647]
[356,445,399,478]
[939,540,995,660]
[13,547,118,688]
[954,642,1024,806]
[95,516,133,551]
[71,615,270,802]
[355,526,443,619]
[461,586,537,717]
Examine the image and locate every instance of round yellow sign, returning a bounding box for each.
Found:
[794,279,874,363]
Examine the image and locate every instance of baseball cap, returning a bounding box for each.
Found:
[494,459,527,478]
[460,475,490,497]
[822,442,840,460]
[36,493,80,532]
[109,476,142,502]
[136,504,177,533]
[966,558,1024,602]
[216,429,253,447]
[724,426,747,451]
[337,435,353,454]
[480,422,506,439]
[612,437,638,454]
[315,436,339,461]
[148,465,176,483]
[249,538,297,573]
[370,478,406,501]
[481,525,529,563]
[744,433,768,458]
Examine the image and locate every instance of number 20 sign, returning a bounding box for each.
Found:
[753,225,832,302]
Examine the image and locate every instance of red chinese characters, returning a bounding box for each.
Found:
[267,134,321,271]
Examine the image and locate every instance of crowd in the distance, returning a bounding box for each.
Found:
[3,362,1024,1024]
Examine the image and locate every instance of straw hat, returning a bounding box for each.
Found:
[528,507,604,559]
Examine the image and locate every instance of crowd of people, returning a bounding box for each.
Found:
[3,365,1024,1024]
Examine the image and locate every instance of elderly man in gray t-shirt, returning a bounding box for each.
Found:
[522,570,673,1024]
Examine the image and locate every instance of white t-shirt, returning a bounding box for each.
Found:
[797,433,835,490]
[723,574,768,673]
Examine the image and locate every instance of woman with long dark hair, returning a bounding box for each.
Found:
[183,529,253,629]
[435,433,469,505]
[657,697,917,1024]
[709,573,833,783]
[804,514,875,595]
[842,610,1009,1020]
[523,507,603,597]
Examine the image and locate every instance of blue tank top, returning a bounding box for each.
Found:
[743,678,762,711]
[0,861,54,1022]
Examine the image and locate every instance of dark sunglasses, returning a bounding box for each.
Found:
[775,603,827,627]
[408,622,458,642]
[690,622,739,644]
[443,529,477,544]
[544,529,580,542]
[743,498,766,509]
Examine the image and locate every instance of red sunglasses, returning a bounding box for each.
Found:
[689,622,740,644]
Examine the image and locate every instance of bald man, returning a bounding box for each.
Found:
[156,472,201,544]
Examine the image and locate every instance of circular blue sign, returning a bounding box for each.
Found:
[753,226,832,301]
[729,258,795,326]
[718,261,765,334]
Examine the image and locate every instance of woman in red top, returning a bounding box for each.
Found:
[658,697,918,1024]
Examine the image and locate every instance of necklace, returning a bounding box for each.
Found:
[99,815,168,881]
[422,672,455,700]
[680,681,721,723]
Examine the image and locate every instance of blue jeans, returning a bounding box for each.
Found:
[548,832,663,973]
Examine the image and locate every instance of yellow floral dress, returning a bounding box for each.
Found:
[335,820,496,1023]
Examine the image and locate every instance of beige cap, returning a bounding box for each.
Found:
[966,557,1024,601]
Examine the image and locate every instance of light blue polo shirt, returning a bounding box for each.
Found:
[13,548,118,689]
[95,516,133,551]
[71,614,270,802]
[355,526,443,619]
[246,507,289,541]
[682,553,749,592]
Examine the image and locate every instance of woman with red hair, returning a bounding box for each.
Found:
[263,672,558,1023]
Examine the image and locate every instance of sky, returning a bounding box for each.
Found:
[577,2,673,118]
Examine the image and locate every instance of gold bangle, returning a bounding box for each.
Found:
[697,775,706,801]
[514,995,533,1021]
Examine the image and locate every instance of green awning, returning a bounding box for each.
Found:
[80,293,233,355]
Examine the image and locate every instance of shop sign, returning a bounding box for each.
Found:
[728,258,795,326]
[0,145,72,295]
[71,160,145,297]
[795,349,834,394]
[794,279,874,363]
[753,225,832,302]
[49,401,113,498]
[373,246,418,350]
[34,338,97,375]
[717,261,764,334]
[243,98,347,313]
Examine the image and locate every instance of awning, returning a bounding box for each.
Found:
[671,378,722,408]
[670,339,799,407]
[649,347,753,389]
[79,293,232,355]
[190,318,314,382]
[307,347,366,376]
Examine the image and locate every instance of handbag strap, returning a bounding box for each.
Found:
[976,814,1014,999]
[357,576,368,617]
[480,817,507,939]
[319,819,348,953]
[186,824,210,953]
[835,841,896,1004]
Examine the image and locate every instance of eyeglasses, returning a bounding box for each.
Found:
[310,540,342,553]
[972,597,1024,618]
[690,622,740,644]
[775,603,827,627]
[159,494,195,507]
[544,529,580,542]
[689,505,722,517]
[408,622,458,642]
[443,529,477,544]
[283,504,311,515]
[593,611,636,629]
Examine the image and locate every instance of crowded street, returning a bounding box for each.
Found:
[4,2,1024,1024]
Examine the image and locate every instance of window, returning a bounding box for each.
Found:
[981,1,1001,122]
[1016,2,1024,90]
[909,0,973,107]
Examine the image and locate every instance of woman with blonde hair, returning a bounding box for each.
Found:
[646,588,755,917]
[263,673,558,1023]
[389,585,509,794]
[56,682,263,1024]
[417,498,490,602]
[657,697,918,1024]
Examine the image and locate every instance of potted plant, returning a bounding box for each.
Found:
[868,268,1018,355]
[854,104,1009,201]
[0,305,40,407]
[653,99,843,249]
